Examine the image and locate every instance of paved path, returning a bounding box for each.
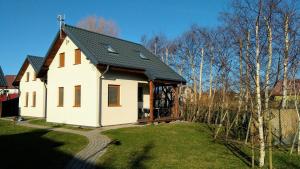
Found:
[16,121,111,169]
[15,120,140,169]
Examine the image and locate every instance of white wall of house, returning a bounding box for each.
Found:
[19,64,46,117]
[2,89,18,95]
[46,36,101,127]
[46,36,150,127]
[101,71,148,126]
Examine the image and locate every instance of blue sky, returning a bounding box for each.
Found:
[0,0,227,75]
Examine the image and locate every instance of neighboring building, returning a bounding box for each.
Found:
[3,75,18,94]
[0,66,7,93]
[13,55,45,117]
[0,75,18,101]
[17,24,185,127]
[271,80,300,101]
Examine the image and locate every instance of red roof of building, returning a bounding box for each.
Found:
[271,80,300,96]
[1,75,17,89]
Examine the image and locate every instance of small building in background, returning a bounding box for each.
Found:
[3,75,18,94]
[0,75,19,101]
[271,79,300,100]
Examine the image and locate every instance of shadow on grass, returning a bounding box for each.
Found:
[224,142,253,167]
[98,141,154,169]
[128,141,154,169]
[0,129,96,169]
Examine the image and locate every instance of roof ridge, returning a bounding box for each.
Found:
[27,55,44,59]
[64,24,143,47]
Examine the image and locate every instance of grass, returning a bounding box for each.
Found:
[29,119,93,131]
[98,122,300,169]
[0,119,88,169]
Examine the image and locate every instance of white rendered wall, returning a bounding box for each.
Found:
[101,71,148,126]
[19,64,46,117]
[46,36,101,127]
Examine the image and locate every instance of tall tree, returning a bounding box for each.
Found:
[255,0,265,167]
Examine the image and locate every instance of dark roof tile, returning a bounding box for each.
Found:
[0,66,7,87]
[27,55,44,72]
[62,24,185,83]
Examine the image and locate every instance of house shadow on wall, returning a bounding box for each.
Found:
[0,129,98,169]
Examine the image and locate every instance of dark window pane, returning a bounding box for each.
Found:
[138,87,143,102]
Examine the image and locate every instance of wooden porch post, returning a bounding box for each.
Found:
[174,85,179,118]
[149,80,154,122]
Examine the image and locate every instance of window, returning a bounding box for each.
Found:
[75,49,81,65]
[58,87,64,107]
[139,52,148,59]
[138,87,143,102]
[26,72,29,82]
[25,92,29,107]
[107,45,117,53]
[32,91,36,107]
[33,73,37,81]
[108,85,120,107]
[74,85,81,107]
[59,52,65,67]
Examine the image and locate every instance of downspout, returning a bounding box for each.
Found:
[43,81,47,118]
[99,65,110,127]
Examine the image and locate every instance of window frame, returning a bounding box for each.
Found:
[58,87,64,107]
[74,85,81,107]
[74,49,81,65]
[25,92,29,107]
[108,84,120,107]
[26,72,29,82]
[59,52,65,68]
[33,73,37,81]
[32,91,36,107]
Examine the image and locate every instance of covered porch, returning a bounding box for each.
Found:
[137,80,181,123]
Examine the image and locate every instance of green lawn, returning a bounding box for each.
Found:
[29,119,93,131]
[98,123,300,169]
[0,120,88,169]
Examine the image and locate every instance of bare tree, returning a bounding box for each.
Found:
[77,16,119,37]
[255,0,265,167]
[199,48,204,100]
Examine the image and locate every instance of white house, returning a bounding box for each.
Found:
[13,56,46,117]
[16,24,185,127]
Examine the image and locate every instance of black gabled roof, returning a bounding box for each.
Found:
[61,24,185,83]
[0,66,7,87]
[13,55,44,86]
[27,55,44,73]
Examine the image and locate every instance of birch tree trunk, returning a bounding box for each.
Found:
[199,48,204,100]
[265,16,273,169]
[209,47,214,98]
[192,60,197,120]
[245,30,251,113]
[255,1,265,166]
[165,48,169,65]
[208,46,214,124]
[282,15,289,109]
[237,38,243,126]
[293,64,300,154]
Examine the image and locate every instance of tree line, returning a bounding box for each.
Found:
[141,0,300,168]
